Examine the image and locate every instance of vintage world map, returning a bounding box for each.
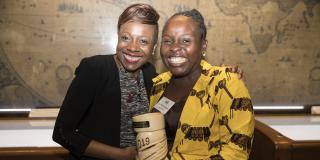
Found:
[0,0,319,108]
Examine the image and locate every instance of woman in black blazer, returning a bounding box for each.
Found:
[53,3,159,160]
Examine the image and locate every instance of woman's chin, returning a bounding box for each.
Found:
[123,63,142,72]
[169,69,187,77]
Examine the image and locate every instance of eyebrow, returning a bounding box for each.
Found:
[120,32,151,39]
[162,34,194,37]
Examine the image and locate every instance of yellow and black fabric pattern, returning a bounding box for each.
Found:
[149,60,254,160]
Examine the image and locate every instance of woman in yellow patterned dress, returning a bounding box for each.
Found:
[150,9,254,160]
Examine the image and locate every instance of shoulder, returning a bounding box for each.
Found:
[206,65,251,99]
[78,54,115,70]
[211,66,239,81]
[200,60,240,83]
[201,60,247,92]
[81,54,113,65]
[74,55,117,78]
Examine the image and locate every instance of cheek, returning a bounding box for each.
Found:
[116,42,125,51]
[160,54,168,65]
[141,46,153,56]
[141,48,151,57]
[159,48,167,59]
[191,53,201,62]
[188,46,201,57]
[160,46,169,56]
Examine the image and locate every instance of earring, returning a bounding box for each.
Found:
[202,51,206,57]
[152,44,157,55]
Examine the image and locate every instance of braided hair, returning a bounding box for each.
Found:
[169,9,207,40]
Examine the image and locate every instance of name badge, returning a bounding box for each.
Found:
[154,97,175,114]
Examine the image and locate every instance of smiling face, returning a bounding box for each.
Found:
[160,15,207,77]
[116,21,157,72]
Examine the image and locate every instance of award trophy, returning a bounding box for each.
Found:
[132,112,168,160]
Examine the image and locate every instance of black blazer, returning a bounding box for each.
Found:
[52,55,156,160]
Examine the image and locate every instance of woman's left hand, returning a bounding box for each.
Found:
[220,64,244,79]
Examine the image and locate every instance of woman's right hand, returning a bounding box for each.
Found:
[121,146,137,160]
[84,140,137,160]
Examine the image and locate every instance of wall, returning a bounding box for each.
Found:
[0,0,319,108]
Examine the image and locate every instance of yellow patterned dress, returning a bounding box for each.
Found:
[149,60,255,160]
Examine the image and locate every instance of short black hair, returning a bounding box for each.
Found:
[170,9,207,40]
[118,3,160,44]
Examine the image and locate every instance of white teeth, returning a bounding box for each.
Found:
[168,57,187,64]
[124,54,141,62]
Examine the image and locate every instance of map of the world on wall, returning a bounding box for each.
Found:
[0,0,319,108]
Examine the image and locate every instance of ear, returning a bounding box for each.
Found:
[202,39,208,51]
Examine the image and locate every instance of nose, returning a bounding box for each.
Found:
[170,43,182,53]
[127,40,140,52]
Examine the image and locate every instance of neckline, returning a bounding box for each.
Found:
[113,54,140,78]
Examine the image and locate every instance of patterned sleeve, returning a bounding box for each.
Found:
[213,71,255,160]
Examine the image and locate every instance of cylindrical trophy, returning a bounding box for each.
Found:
[132,112,168,160]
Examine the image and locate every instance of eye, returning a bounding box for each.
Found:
[120,35,130,41]
[140,39,149,45]
[182,39,190,43]
[162,39,173,45]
